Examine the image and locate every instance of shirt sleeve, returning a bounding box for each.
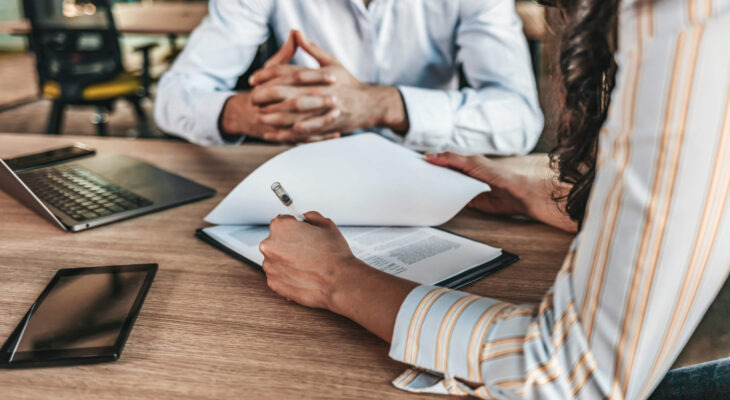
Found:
[399,0,543,155]
[153,0,272,146]
[389,6,730,399]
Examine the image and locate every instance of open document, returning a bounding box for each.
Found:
[199,134,517,288]
[205,134,489,227]
[198,225,515,288]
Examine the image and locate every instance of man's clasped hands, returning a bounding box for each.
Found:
[220,30,409,143]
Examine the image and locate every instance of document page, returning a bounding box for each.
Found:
[202,225,502,285]
[204,134,489,227]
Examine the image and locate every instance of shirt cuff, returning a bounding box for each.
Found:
[195,91,244,146]
[389,285,506,383]
[397,86,454,150]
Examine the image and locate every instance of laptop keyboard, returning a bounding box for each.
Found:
[22,164,153,223]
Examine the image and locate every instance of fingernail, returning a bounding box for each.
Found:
[325,73,336,82]
[424,153,436,160]
[249,76,256,85]
[332,108,341,117]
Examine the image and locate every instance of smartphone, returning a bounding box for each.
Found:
[4,143,96,172]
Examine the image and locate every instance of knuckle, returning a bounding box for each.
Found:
[292,98,304,112]
[280,132,296,142]
[270,114,285,125]
[293,129,310,140]
[293,123,307,135]
[250,87,262,101]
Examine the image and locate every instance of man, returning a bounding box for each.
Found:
[154,0,543,154]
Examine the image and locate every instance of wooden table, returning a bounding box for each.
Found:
[0,134,725,398]
[0,1,547,40]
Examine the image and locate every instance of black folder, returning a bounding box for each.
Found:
[196,228,519,289]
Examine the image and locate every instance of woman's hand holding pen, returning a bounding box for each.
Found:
[259,211,417,342]
[259,212,359,309]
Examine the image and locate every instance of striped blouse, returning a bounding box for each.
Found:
[388,0,730,398]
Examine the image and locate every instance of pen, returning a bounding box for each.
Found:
[271,182,306,222]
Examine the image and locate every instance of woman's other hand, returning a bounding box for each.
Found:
[425,152,578,233]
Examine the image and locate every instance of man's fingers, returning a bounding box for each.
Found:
[251,65,298,86]
[293,108,341,135]
[305,132,341,143]
[257,111,319,128]
[262,31,298,69]
[260,95,336,113]
[251,65,335,87]
[294,30,340,67]
[250,86,323,106]
[263,129,310,143]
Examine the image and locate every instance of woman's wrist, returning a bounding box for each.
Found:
[327,257,419,342]
[327,257,374,315]
[522,174,578,232]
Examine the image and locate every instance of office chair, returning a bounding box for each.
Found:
[23,0,157,136]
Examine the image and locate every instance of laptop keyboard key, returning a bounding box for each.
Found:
[21,165,153,222]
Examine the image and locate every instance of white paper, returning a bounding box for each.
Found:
[204,134,489,226]
[202,225,502,285]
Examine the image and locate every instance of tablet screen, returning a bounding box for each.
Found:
[1,264,156,367]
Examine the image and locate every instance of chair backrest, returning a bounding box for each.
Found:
[23,0,123,100]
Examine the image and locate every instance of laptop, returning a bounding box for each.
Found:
[0,149,216,232]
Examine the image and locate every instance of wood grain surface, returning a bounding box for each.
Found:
[0,133,724,399]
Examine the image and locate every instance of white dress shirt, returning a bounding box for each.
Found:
[154,0,543,154]
[389,0,730,398]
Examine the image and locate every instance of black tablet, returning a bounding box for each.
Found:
[0,264,157,368]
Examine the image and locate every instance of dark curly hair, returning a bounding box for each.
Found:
[539,0,620,227]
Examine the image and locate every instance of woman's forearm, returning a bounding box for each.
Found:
[328,259,419,342]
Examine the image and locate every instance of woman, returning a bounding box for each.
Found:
[259,0,730,398]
